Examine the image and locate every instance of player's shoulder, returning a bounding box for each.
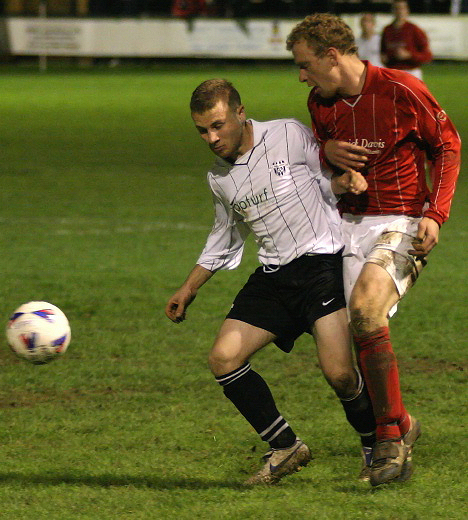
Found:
[377,65,413,81]
[373,66,428,94]
[283,117,312,133]
[406,20,426,32]
[382,21,393,33]
[207,157,231,180]
[255,117,307,128]
[255,118,312,137]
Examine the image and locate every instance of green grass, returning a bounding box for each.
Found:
[0,62,466,519]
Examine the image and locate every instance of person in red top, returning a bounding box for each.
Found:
[381,0,433,80]
[286,13,461,487]
[171,0,208,18]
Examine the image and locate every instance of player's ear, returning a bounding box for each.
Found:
[237,104,246,122]
[326,47,340,66]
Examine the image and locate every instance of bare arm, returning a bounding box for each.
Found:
[165,265,214,323]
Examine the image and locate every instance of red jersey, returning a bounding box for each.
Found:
[381,21,432,70]
[308,63,461,226]
[171,0,207,18]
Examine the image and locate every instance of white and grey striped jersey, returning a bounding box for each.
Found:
[197,118,344,272]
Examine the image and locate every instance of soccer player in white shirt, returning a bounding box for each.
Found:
[356,12,383,67]
[165,79,375,485]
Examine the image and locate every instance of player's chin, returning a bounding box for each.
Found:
[318,91,335,99]
[212,145,228,157]
[316,85,337,99]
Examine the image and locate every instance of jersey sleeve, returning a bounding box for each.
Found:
[306,93,339,171]
[196,186,250,272]
[293,120,322,174]
[403,82,461,225]
[380,26,390,56]
[410,25,432,67]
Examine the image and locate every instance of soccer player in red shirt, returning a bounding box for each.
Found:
[381,0,433,80]
[287,13,461,487]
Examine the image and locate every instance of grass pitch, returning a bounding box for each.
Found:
[0,62,466,519]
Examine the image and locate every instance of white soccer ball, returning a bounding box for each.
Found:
[6,301,71,365]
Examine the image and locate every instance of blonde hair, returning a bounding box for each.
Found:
[286,13,358,57]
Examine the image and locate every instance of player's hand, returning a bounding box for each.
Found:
[409,217,440,256]
[344,170,368,194]
[332,170,368,194]
[395,47,412,60]
[165,287,196,323]
[324,140,369,171]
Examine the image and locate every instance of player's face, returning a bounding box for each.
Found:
[192,100,248,162]
[292,39,340,99]
[393,1,409,21]
[361,14,375,36]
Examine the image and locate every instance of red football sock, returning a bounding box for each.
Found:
[354,326,407,441]
[398,411,411,437]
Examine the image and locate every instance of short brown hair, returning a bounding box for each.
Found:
[286,13,357,57]
[190,79,242,114]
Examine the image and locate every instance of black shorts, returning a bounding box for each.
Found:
[226,251,346,353]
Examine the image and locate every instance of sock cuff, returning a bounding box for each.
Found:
[215,362,251,387]
[260,416,291,443]
[353,326,390,352]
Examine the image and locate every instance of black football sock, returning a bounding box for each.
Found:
[340,369,377,448]
[216,362,297,449]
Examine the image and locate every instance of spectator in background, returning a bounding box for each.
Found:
[381,0,432,80]
[451,0,468,13]
[171,0,214,18]
[356,12,383,67]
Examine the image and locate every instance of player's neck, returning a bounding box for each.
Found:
[394,18,407,28]
[225,121,253,164]
[238,120,254,158]
[338,58,367,98]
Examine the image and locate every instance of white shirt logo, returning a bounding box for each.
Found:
[271,160,290,177]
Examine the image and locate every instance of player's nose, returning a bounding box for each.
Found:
[299,70,308,83]
[207,129,219,143]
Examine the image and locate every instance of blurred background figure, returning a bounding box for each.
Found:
[451,0,468,13]
[381,0,432,80]
[356,12,383,67]
[171,0,209,18]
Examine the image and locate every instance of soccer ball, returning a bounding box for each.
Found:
[6,301,71,365]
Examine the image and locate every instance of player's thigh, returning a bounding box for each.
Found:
[312,308,356,393]
[209,318,276,376]
[349,262,400,329]
[343,250,366,305]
